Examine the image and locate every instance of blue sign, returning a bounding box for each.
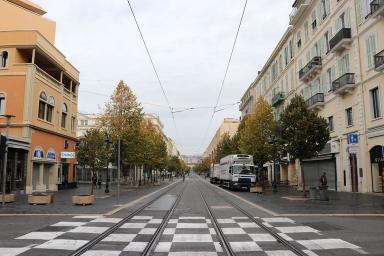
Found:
[348,134,358,144]
[33,147,44,160]
[46,149,56,161]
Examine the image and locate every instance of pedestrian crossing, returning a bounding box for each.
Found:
[0,215,366,255]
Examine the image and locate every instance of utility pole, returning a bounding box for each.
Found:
[117,138,121,204]
[1,115,15,207]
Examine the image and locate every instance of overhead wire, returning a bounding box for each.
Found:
[199,0,248,153]
[125,0,178,132]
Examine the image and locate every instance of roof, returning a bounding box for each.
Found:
[6,0,47,15]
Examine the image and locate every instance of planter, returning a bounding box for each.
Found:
[250,186,263,193]
[28,193,53,205]
[72,195,95,205]
[0,194,16,203]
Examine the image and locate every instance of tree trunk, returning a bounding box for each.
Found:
[300,159,307,198]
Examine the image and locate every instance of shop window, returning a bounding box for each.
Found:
[38,92,47,120]
[370,87,381,119]
[0,93,5,115]
[1,51,8,67]
[61,103,68,128]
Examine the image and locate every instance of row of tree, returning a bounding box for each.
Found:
[213,95,330,190]
[77,81,187,190]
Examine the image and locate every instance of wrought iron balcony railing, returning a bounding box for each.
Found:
[370,0,384,16]
[271,92,285,107]
[329,28,352,52]
[331,73,356,94]
[299,56,322,81]
[374,49,384,71]
[306,93,324,110]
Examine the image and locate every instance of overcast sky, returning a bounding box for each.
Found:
[33,0,292,155]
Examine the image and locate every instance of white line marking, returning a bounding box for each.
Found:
[173,234,213,242]
[35,239,89,250]
[16,232,64,240]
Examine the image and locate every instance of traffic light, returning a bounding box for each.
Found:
[0,135,6,156]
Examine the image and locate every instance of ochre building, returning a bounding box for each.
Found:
[0,0,80,194]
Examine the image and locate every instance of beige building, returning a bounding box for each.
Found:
[240,0,384,193]
[76,113,100,138]
[203,118,240,161]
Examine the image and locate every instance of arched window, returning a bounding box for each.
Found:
[1,51,8,68]
[61,103,68,128]
[0,93,5,115]
[46,96,55,122]
[38,91,47,120]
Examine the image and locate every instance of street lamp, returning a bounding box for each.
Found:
[269,135,278,193]
[104,136,112,194]
[1,114,15,207]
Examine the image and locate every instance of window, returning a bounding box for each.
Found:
[346,107,353,126]
[46,96,55,122]
[328,116,334,131]
[1,51,8,68]
[297,31,302,50]
[321,0,330,20]
[304,21,309,42]
[365,34,377,69]
[324,31,330,53]
[71,116,76,131]
[338,54,350,75]
[371,87,381,119]
[326,68,332,91]
[312,11,317,30]
[61,103,68,128]
[0,93,5,115]
[38,92,47,120]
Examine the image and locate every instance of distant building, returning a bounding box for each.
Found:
[181,155,202,169]
[76,113,100,138]
[0,0,80,194]
[203,118,240,161]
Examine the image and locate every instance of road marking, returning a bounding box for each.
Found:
[275,226,320,234]
[265,250,297,256]
[123,242,148,252]
[281,213,384,217]
[172,234,213,242]
[176,223,208,229]
[102,234,137,242]
[262,217,295,223]
[248,233,277,242]
[0,245,34,256]
[82,250,121,256]
[237,222,259,228]
[35,239,88,250]
[297,239,361,250]
[105,180,180,215]
[16,232,64,240]
[51,221,86,227]
[229,241,262,252]
[68,226,109,234]
[90,217,122,223]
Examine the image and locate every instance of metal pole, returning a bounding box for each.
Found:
[117,138,121,204]
[2,116,12,207]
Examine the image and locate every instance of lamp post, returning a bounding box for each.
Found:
[269,135,278,193]
[1,114,15,207]
[104,136,112,194]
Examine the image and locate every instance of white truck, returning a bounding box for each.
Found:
[219,154,256,190]
[210,164,220,184]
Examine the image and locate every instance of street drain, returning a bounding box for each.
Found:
[302,222,343,231]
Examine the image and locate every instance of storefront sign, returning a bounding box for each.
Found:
[33,147,44,160]
[370,146,384,163]
[347,134,358,145]
[61,152,75,159]
[46,149,56,161]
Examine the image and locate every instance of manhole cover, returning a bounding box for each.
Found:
[302,222,343,231]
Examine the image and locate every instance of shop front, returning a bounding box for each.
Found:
[31,146,59,192]
[370,145,384,193]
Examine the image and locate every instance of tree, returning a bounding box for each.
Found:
[239,97,277,170]
[279,95,330,196]
[77,128,111,194]
[193,158,211,174]
[231,114,249,153]
[215,133,237,163]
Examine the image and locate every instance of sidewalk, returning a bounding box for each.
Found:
[229,185,384,215]
[0,179,176,215]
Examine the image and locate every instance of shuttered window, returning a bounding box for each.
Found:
[365,34,377,69]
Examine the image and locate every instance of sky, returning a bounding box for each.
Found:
[32,0,292,155]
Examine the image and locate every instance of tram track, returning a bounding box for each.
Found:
[199,176,308,256]
[69,180,185,256]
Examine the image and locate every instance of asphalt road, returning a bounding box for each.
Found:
[0,175,383,256]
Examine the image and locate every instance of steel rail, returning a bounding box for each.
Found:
[69,180,182,256]
[141,182,187,256]
[202,178,308,256]
[197,180,235,256]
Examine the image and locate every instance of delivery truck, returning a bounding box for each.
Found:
[219,154,256,190]
[210,164,220,184]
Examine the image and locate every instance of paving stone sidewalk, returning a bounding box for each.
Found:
[0,180,177,215]
[228,185,384,215]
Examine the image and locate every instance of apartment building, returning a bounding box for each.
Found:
[240,0,384,193]
[76,113,100,138]
[0,0,80,194]
[203,118,240,162]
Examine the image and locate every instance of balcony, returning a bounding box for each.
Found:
[374,50,384,71]
[331,73,356,95]
[370,0,384,18]
[289,0,309,25]
[306,93,325,111]
[299,56,322,83]
[329,28,352,53]
[271,92,285,107]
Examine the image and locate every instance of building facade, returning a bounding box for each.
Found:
[76,113,100,138]
[203,118,240,162]
[240,0,384,193]
[0,0,80,194]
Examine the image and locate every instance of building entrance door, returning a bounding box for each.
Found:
[350,154,358,192]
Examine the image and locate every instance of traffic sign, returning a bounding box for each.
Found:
[347,134,358,144]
